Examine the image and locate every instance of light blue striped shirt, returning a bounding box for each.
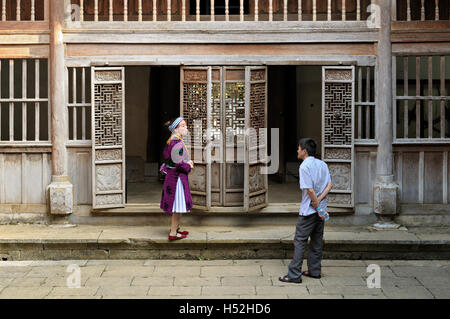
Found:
[299,156,331,216]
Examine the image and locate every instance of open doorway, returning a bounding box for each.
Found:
[125,66,180,204]
[123,65,323,208]
[267,66,323,205]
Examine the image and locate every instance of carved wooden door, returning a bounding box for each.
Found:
[91,67,126,209]
[222,67,246,207]
[322,66,355,208]
[244,66,268,211]
[181,66,268,212]
[180,67,212,210]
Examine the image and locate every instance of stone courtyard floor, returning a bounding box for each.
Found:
[0,259,449,299]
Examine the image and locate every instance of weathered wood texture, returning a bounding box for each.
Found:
[66,43,376,56]
[356,145,450,205]
[68,147,92,205]
[0,151,51,204]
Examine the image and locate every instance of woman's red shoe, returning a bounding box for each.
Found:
[168,233,187,241]
[177,227,189,235]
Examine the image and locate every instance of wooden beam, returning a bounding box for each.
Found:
[22,60,27,141]
[441,56,445,139]
[415,56,420,139]
[65,43,376,57]
[393,42,450,55]
[9,60,14,141]
[427,56,433,139]
[35,59,40,141]
[62,23,378,44]
[65,55,376,68]
[403,56,408,138]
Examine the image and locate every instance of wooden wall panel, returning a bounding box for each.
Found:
[424,152,443,204]
[3,154,22,203]
[447,151,450,204]
[393,151,402,201]
[68,148,92,205]
[0,152,50,204]
[402,151,420,203]
[355,151,369,204]
[24,153,43,203]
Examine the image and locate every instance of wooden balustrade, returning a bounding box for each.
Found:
[1,0,447,24]
[395,0,449,21]
[1,0,47,21]
[62,0,384,23]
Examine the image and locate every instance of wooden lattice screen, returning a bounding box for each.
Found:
[91,67,126,209]
[322,66,355,208]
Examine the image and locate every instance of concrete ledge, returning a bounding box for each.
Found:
[0,224,449,261]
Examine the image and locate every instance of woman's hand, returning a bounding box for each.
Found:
[188,160,194,169]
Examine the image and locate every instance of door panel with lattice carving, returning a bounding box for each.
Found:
[244,66,268,211]
[91,67,126,209]
[180,67,211,210]
[322,66,355,208]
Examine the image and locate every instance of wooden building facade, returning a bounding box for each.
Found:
[0,0,449,225]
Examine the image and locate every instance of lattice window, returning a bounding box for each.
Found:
[324,82,353,146]
[68,67,92,141]
[225,82,245,136]
[183,81,208,146]
[0,59,49,143]
[355,65,376,142]
[394,55,450,142]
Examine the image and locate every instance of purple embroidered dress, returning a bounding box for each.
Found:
[160,137,193,214]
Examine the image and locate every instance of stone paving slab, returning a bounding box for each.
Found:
[0,259,448,299]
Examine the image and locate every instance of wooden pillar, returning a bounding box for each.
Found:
[373,0,399,220]
[48,0,73,215]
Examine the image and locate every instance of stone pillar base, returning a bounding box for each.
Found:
[373,175,400,216]
[47,175,73,215]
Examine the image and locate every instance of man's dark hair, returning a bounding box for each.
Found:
[298,138,317,157]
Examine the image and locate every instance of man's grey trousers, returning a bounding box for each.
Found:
[288,213,325,280]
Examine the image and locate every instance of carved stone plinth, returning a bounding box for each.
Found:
[48,176,73,215]
[373,175,400,216]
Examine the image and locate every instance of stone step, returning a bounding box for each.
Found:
[1,224,449,261]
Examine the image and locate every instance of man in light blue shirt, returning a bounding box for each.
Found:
[279,138,332,284]
[299,150,331,216]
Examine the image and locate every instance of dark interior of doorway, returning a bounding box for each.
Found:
[124,65,322,205]
[125,66,179,204]
[268,66,323,204]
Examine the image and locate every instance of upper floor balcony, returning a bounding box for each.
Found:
[0,1,448,44]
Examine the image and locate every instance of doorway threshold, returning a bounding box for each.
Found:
[91,203,353,215]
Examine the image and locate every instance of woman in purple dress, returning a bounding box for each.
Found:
[160,117,194,241]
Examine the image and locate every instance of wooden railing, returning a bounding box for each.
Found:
[1,0,47,21]
[393,0,449,21]
[67,0,377,23]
